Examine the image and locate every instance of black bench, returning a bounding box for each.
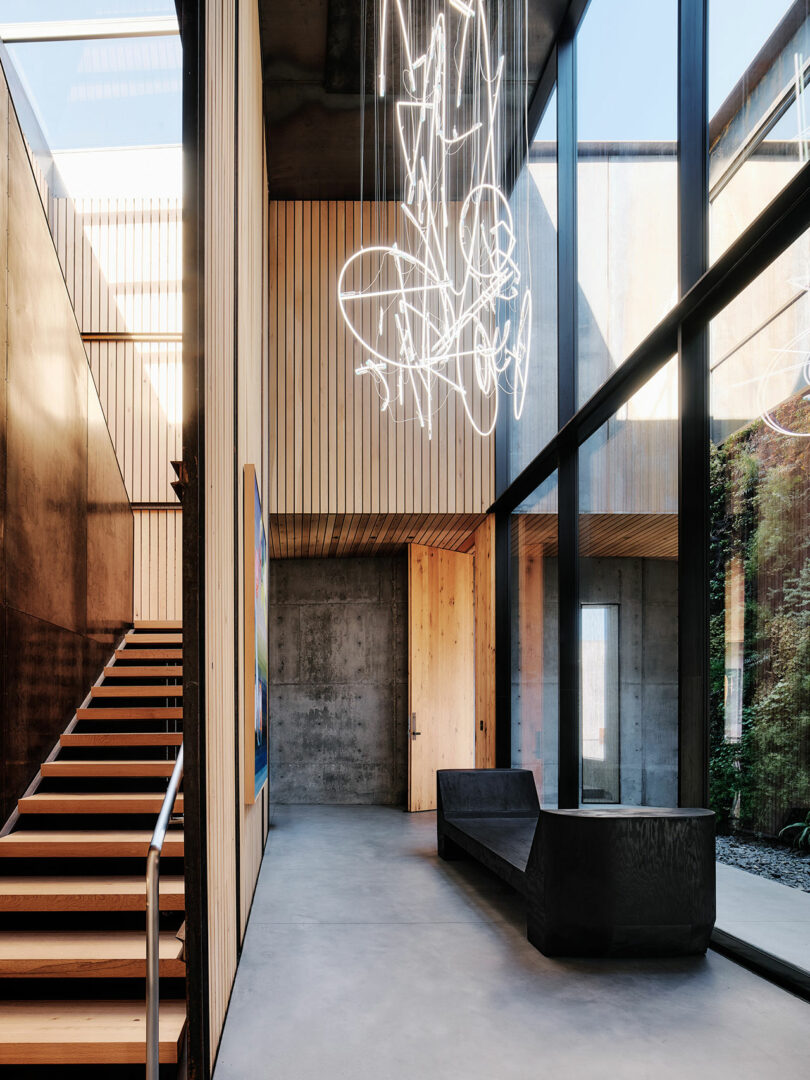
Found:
[437,768,716,957]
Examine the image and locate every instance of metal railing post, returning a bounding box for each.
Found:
[146,743,184,1080]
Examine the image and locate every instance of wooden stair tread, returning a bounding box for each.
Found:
[77,706,183,720]
[125,632,182,644]
[115,649,182,661]
[0,830,184,858]
[42,760,178,778]
[104,665,183,678]
[61,732,183,748]
[92,685,182,698]
[0,931,184,978]
[0,999,186,1064]
[134,620,182,630]
[0,875,184,911]
[19,792,185,814]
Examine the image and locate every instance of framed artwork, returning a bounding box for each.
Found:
[244,464,269,802]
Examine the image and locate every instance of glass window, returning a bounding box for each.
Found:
[709,0,810,262]
[576,0,678,407]
[506,89,557,485]
[709,227,810,976]
[581,603,620,803]
[0,2,176,21]
[511,472,558,805]
[6,33,181,149]
[578,357,679,806]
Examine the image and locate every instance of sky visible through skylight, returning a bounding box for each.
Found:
[0,1,180,150]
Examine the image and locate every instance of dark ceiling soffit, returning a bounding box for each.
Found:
[489,158,810,516]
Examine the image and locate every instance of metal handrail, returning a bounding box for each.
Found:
[146,743,184,1080]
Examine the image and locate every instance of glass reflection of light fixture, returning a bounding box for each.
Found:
[337,0,531,439]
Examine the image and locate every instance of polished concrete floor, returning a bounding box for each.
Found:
[213,805,810,1080]
[717,862,810,972]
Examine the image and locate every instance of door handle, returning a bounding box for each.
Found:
[410,712,421,738]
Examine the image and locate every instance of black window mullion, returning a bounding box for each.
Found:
[677,0,710,808]
[556,27,579,809]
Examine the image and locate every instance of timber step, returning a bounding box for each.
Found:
[61,732,183,748]
[77,706,183,721]
[134,620,182,631]
[104,665,183,678]
[0,830,184,859]
[0,875,184,912]
[0,999,186,1065]
[124,632,182,645]
[0,931,184,978]
[41,760,178,779]
[91,685,183,698]
[114,649,182,661]
[19,792,185,815]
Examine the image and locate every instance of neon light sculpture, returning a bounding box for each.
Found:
[337,0,530,439]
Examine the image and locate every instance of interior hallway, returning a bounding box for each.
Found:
[213,806,810,1080]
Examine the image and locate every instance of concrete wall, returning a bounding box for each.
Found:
[269,556,408,805]
[511,555,678,808]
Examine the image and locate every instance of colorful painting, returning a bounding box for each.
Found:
[244,464,269,802]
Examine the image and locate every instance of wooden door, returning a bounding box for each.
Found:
[408,544,475,812]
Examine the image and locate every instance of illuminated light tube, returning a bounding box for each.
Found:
[338,0,531,440]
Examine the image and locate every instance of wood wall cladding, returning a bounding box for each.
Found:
[473,516,496,769]
[267,200,495,517]
[45,185,182,621]
[0,67,132,822]
[200,0,270,1061]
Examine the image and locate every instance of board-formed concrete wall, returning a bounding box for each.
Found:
[269,556,408,804]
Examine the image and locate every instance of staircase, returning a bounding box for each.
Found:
[0,622,186,1075]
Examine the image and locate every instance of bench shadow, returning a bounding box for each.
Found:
[415,845,714,982]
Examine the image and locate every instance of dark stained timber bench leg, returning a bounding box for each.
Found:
[437,831,463,861]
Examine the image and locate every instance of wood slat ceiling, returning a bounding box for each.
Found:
[267,513,486,558]
[511,513,678,560]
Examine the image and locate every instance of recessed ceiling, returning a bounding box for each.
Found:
[258,0,568,200]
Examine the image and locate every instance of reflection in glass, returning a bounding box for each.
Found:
[578,358,679,806]
[576,0,678,406]
[511,473,558,805]
[507,90,557,484]
[709,227,810,977]
[709,0,810,262]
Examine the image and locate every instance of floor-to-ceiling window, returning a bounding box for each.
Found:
[495,0,810,993]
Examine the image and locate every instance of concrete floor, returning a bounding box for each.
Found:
[717,862,810,971]
[213,805,810,1080]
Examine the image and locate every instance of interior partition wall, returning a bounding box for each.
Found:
[493,0,810,991]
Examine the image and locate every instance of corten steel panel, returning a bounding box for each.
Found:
[87,383,134,647]
[5,112,87,636]
[0,609,89,825]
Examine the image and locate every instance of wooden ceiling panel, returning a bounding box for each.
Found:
[267,513,486,558]
[511,513,678,560]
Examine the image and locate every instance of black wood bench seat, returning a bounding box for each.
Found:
[437,768,716,958]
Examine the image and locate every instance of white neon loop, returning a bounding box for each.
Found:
[338,0,532,440]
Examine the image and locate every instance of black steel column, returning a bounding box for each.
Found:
[556,27,580,809]
[678,0,710,807]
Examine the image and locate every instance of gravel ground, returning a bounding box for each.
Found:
[716,834,810,893]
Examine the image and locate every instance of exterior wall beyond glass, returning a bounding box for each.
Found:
[507,91,558,484]
[578,359,679,806]
[575,0,678,407]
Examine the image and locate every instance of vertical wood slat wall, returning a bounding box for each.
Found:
[47,189,183,619]
[268,201,495,517]
[204,0,270,1059]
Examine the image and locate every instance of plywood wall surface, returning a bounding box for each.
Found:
[473,516,496,769]
[268,200,495,516]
